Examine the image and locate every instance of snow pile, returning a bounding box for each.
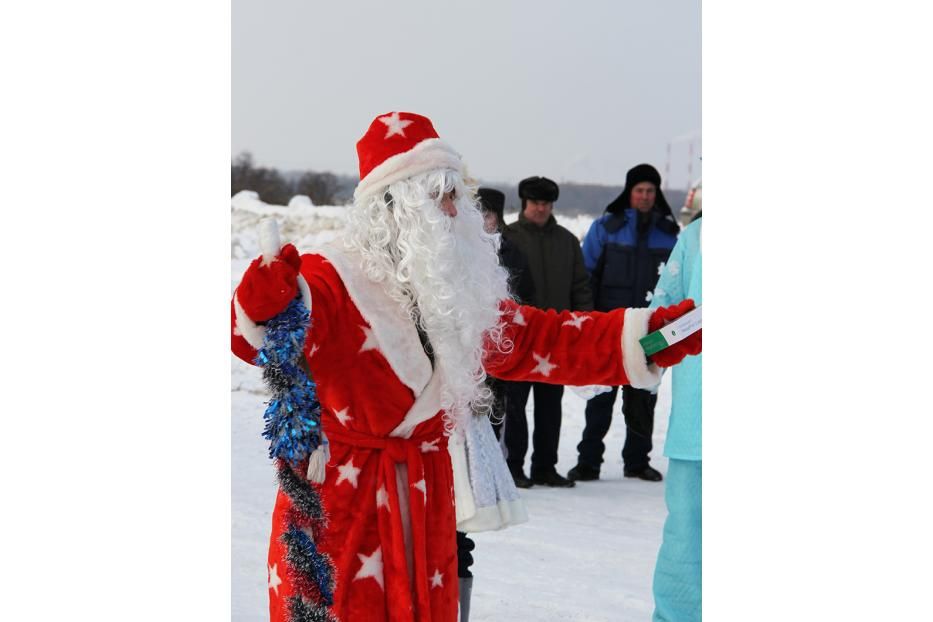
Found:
[231,191,348,262]
[231,194,595,266]
[502,211,595,240]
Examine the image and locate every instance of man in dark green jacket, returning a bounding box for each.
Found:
[499,176,593,488]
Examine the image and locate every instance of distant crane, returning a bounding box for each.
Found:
[664,130,702,191]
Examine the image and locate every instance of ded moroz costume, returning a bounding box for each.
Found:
[231,111,701,622]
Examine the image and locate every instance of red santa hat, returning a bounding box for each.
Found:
[354,111,463,201]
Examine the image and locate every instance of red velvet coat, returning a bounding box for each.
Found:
[232,242,661,622]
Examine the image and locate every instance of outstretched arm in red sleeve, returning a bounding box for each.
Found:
[483,299,699,389]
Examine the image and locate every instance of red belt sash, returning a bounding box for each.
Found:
[326,421,447,622]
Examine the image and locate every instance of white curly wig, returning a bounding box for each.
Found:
[342,168,512,434]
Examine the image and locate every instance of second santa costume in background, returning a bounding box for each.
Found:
[231,112,700,622]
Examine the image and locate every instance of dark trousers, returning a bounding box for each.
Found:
[503,381,564,476]
[576,385,657,471]
[456,531,475,578]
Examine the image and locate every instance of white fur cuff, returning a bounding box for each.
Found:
[621,308,663,389]
[234,276,312,350]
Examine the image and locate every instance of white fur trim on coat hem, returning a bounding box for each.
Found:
[234,276,312,350]
[354,138,463,201]
[457,498,529,533]
[621,308,663,389]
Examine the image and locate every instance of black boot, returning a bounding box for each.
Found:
[567,463,600,482]
[531,469,576,488]
[623,465,663,481]
[508,465,533,488]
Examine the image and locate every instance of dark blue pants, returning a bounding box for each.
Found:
[503,381,564,476]
[576,385,657,471]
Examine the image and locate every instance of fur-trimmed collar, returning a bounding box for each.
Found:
[316,241,434,399]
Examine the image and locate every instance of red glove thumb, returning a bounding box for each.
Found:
[236,243,302,322]
[277,243,302,272]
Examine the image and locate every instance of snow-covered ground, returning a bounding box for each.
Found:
[231,195,672,621]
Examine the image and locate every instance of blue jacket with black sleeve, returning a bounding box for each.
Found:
[581,208,679,311]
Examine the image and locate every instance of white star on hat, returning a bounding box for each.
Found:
[379,112,413,139]
[354,546,384,590]
[531,352,557,377]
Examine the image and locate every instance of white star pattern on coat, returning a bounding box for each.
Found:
[376,485,390,511]
[430,568,444,589]
[531,352,557,377]
[657,261,666,276]
[334,407,352,426]
[667,260,680,276]
[645,290,654,303]
[654,286,666,299]
[268,563,282,597]
[359,325,380,353]
[336,457,361,488]
[420,439,440,453]
[378,112,413,139]
[354,546,385,590]
[561,314,592,330]
[513,307,526,326]
[412,478,427,503]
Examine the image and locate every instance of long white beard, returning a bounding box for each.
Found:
[343,169,512,434]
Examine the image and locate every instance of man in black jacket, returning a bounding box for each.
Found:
[500,177,593,488]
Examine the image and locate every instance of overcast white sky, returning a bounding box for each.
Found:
[233,0,701,189]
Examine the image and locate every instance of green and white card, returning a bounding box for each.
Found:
[639,305,702,356]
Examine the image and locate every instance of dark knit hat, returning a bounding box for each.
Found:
[518,176,559,202]
[605,163,676,227]
[477,187,505,221]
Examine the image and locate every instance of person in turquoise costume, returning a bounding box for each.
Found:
[648,193,702,622]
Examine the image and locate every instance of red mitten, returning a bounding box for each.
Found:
[236,243,302,322]
[648,299,702,368]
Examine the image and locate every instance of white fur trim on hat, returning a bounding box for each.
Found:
[354,138,463,201]
[621,308,663,389]
[234,276,312,350]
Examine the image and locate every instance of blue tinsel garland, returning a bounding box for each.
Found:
[253,291,335,622]
[282,526,335,605]
[255,296,324,466]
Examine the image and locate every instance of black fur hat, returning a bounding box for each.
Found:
[605,163,676,227]
[477,187,505,221]
[518,176,559,202]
